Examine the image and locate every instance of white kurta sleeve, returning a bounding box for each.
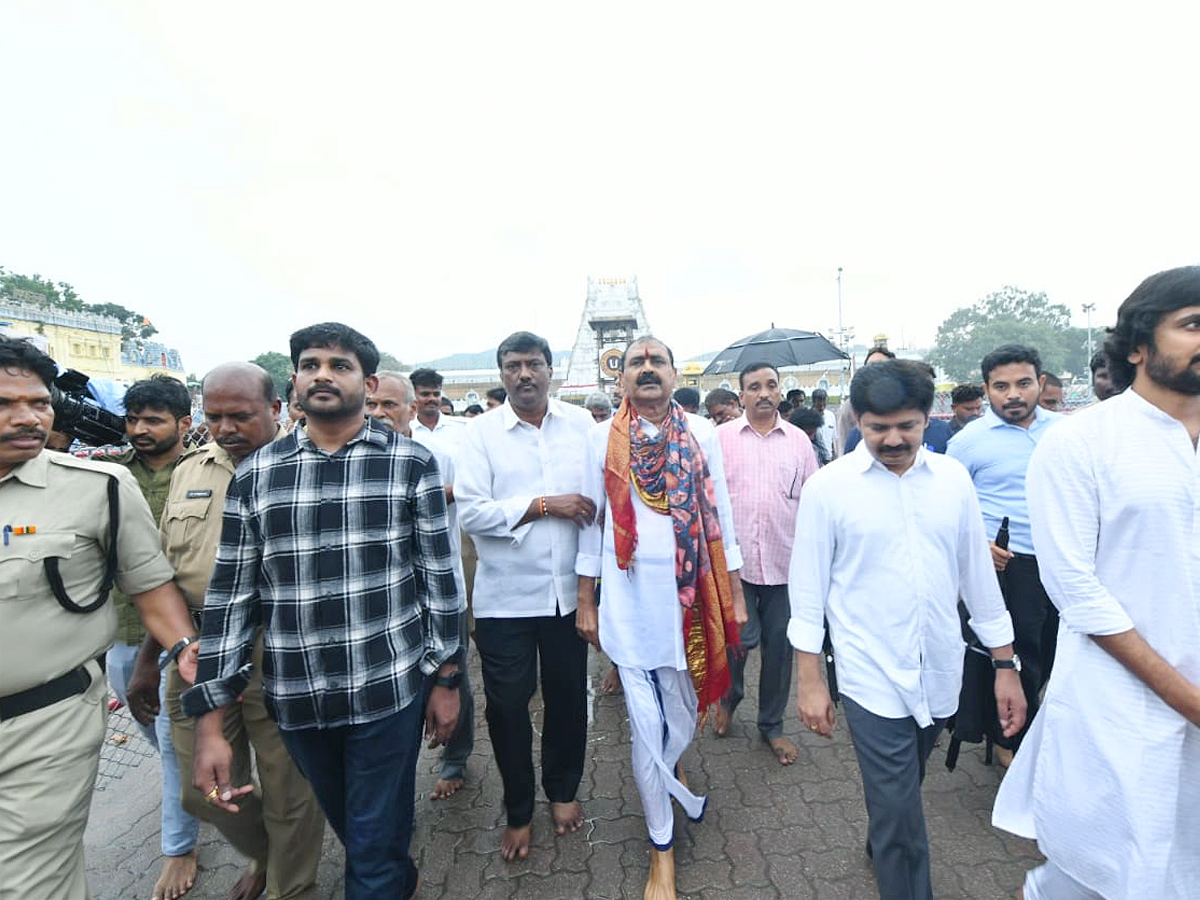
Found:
[1027,427,1136,636]
[699,424,743,571]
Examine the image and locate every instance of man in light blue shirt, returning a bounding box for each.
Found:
[947,344,1062,760]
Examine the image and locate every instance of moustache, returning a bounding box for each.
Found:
[308,385,342,398]
[0,428,47,443]
[880,444,911,454]
[636,372,661,386]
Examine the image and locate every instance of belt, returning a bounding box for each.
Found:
[1010,551,1037,560]
[0,664,93,721]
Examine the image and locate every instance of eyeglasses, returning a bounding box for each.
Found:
[502,359,548,375]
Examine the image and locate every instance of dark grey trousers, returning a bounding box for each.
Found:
[723,581,791,740]
[842,695,947,900]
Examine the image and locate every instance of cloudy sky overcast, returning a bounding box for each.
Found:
[3,1,1197,375]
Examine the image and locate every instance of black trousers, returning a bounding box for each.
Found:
[1002,554,1059,745]
[473,611,588,827]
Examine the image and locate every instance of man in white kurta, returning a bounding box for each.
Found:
[576,337,745,900]
[993,268,1200,900]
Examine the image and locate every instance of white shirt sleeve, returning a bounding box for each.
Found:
[575,424,606,579]
[698,419,743,571]
[787,480,831,654]
[454,420,537,544]
[955,467,1014,648]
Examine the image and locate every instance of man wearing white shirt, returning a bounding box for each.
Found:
[790,359,1025,900]
[455,332,596,863]
[994,267,1200,900]
[810,388,839,458]
[576,336,747,900]
[367,370,475,802]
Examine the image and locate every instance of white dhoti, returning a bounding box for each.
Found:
[619,666,707,848]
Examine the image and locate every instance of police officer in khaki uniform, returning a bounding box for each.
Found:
[160,361,325,900]
[0,336,201,900]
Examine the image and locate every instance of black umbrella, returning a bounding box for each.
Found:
[702,326,848,376]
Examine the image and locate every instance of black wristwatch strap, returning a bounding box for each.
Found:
[434,669,462,689]
[160,635,199,671]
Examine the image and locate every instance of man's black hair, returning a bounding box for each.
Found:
[789,406,824,433]
[496,331,552,368]
[289,322,380,376]
[409,368,444,390]
[124,375,192,419]
[786,388,806,404]
[777,400,794,417]
[1104,267,1200,389]
[1089,350,1110,374]
[980,344,1042,383]
[850,359,935,417]
[673,387,700,409]
[0,336,57,387]
[811,388,828,402]
[864,345,896,364]
[950,383,984,404]
[704,388,738,409]
[738,361,779,389]
[486,386,507,403]
[284,381,294,402]
[1042,372,1063,388]
[620,336,674,370]
[464,403,484,415]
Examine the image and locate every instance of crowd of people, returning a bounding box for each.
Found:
[1,265,1197,900]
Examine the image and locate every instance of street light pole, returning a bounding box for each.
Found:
[1082,302,1096,388]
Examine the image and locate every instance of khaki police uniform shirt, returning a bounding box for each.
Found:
[161,429,284,611]
[0,450,176,696]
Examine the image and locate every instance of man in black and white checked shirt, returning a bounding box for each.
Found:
[184,322,463,900]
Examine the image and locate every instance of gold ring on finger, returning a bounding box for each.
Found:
[206,786,220,802]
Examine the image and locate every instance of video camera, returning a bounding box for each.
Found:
[50,369,128,447]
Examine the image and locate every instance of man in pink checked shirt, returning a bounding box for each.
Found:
[713,361,818,764]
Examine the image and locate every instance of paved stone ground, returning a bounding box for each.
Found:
[85,647,1040,899]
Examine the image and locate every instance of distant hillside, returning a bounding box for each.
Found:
[415,348,572,370]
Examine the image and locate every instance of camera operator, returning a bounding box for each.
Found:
[0,336,200,900]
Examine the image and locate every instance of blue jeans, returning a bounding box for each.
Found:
[105,642,200,857]
[280,698,425,900]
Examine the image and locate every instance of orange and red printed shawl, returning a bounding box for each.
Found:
[604,397,741,717]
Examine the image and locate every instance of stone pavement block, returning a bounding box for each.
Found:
[85,643,1040,899]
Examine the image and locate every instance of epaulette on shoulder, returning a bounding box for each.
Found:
[46,452,128,478]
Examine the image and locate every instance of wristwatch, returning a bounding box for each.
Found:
[434,669,462,690]
[991,653,1022,672]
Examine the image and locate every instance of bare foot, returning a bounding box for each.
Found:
[713,703,730,737]
[551,800,584,835]
[995,746,1014,769]
[151,850,198,900]
[429,775,465,800]
[644,846,677,900]
[600,666,623,695]
[768,736,798,766]
[226,864,266,900]
[500,824,532,862]
[674,762,689,791]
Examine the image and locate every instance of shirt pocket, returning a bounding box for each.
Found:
[161,496,214,554]
[0,531,76,603]
[777,460,802,499]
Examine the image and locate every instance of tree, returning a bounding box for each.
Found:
[378,351,406,372]
[1,265,156,339]
[251,351,295,401]
[928,286,1090,383]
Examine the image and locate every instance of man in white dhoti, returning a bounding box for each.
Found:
[576,336,747,900]
[994,266,1200,900]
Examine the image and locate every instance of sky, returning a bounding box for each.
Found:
[2,2,1198,376]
